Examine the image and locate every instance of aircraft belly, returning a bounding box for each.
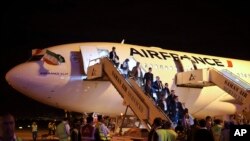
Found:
[55,81,132,116]
[180,86,237,118]
[53,81,238,118]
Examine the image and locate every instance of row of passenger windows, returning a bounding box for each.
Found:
[142,63,196,71]
[143,64,176,71]
[142,63,250,79]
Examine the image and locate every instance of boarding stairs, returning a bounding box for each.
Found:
[176,68,250,104]
[86,57,171,131]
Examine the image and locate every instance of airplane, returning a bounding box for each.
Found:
[5,42,250,123]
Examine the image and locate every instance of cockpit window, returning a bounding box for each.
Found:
[27,55,43,62]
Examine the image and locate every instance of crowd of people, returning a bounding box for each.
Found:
[148,113,250,141]
[0,112,113,141]
[1,112,250,141]
[52,114,112,141]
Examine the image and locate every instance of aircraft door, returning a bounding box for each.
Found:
[80,46,109,74]
[173,57,184,73]
[173,55,199,72]
[180,55,198,71]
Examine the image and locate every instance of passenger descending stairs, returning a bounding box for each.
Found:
[176,68,250,105]
[86,57,171,131]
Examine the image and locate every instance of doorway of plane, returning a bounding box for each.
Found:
[173,57,184,73]
[80,46,110,74]
[174,55,198,72]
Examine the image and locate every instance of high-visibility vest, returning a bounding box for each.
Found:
[56,122,69,140]
[156,129,177,141]
[95,122,111,141]
[32,124,38,132]
[81,124,95,141]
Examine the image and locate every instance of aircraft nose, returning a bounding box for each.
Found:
[5,62,37,90]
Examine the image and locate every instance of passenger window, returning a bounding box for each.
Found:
[154,64,158,69]
[28,55,43,62]
[165,66,169,70]
[160,65,163,69]
[169,66,173,70]
[149,64,153,68]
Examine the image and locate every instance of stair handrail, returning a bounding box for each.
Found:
[209,68,250,91]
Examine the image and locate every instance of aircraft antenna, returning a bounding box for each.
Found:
[121,39,125,44]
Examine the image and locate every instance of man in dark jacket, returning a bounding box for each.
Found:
[143,67,153,86]
[109,47,119,67]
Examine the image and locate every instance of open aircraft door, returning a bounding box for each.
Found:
[80,46,109,74]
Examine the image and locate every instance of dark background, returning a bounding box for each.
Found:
[1,0,249,118]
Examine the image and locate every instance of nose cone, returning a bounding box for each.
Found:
[5,62,39,91]
[6,66,17,86]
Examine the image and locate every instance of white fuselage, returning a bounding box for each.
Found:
[5,42,250,119]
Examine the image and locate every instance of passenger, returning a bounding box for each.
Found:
[229,114,236,125]
[167,90,176,102]
[175,96,184,124]
[144,80,154,99]
[31,121,38,141]
[175,120,185,141]
[153,76,163,101]
[162,83,170,98]
[109,47,119,67]
[109,119,116,133]
[0,113,22,141]
[48,121,53,135]
[205,116,213,133]
[148,117,162,141]
[131,62,143,87]
[182,108,194,132]
[103,116,111,130]
[169,96,184,124]
[71,123,81,141]
[157,94,167,113]
[182,108,194,141]
[143,67,153,87]
[220,121,230,141]
[56,118,71,141]
[95,115,110,141]
[81,116,96,141]
[81,117,87,126]
[166,90,176,120]
[52,121,56,135]
[120,58,130,78]
[194,119,214,141]
[188,118,200,141]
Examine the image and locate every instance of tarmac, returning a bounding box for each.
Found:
[15,129,146,141]
[16,129,59,141]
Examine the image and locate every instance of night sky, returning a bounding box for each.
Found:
[1,1,249,117]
